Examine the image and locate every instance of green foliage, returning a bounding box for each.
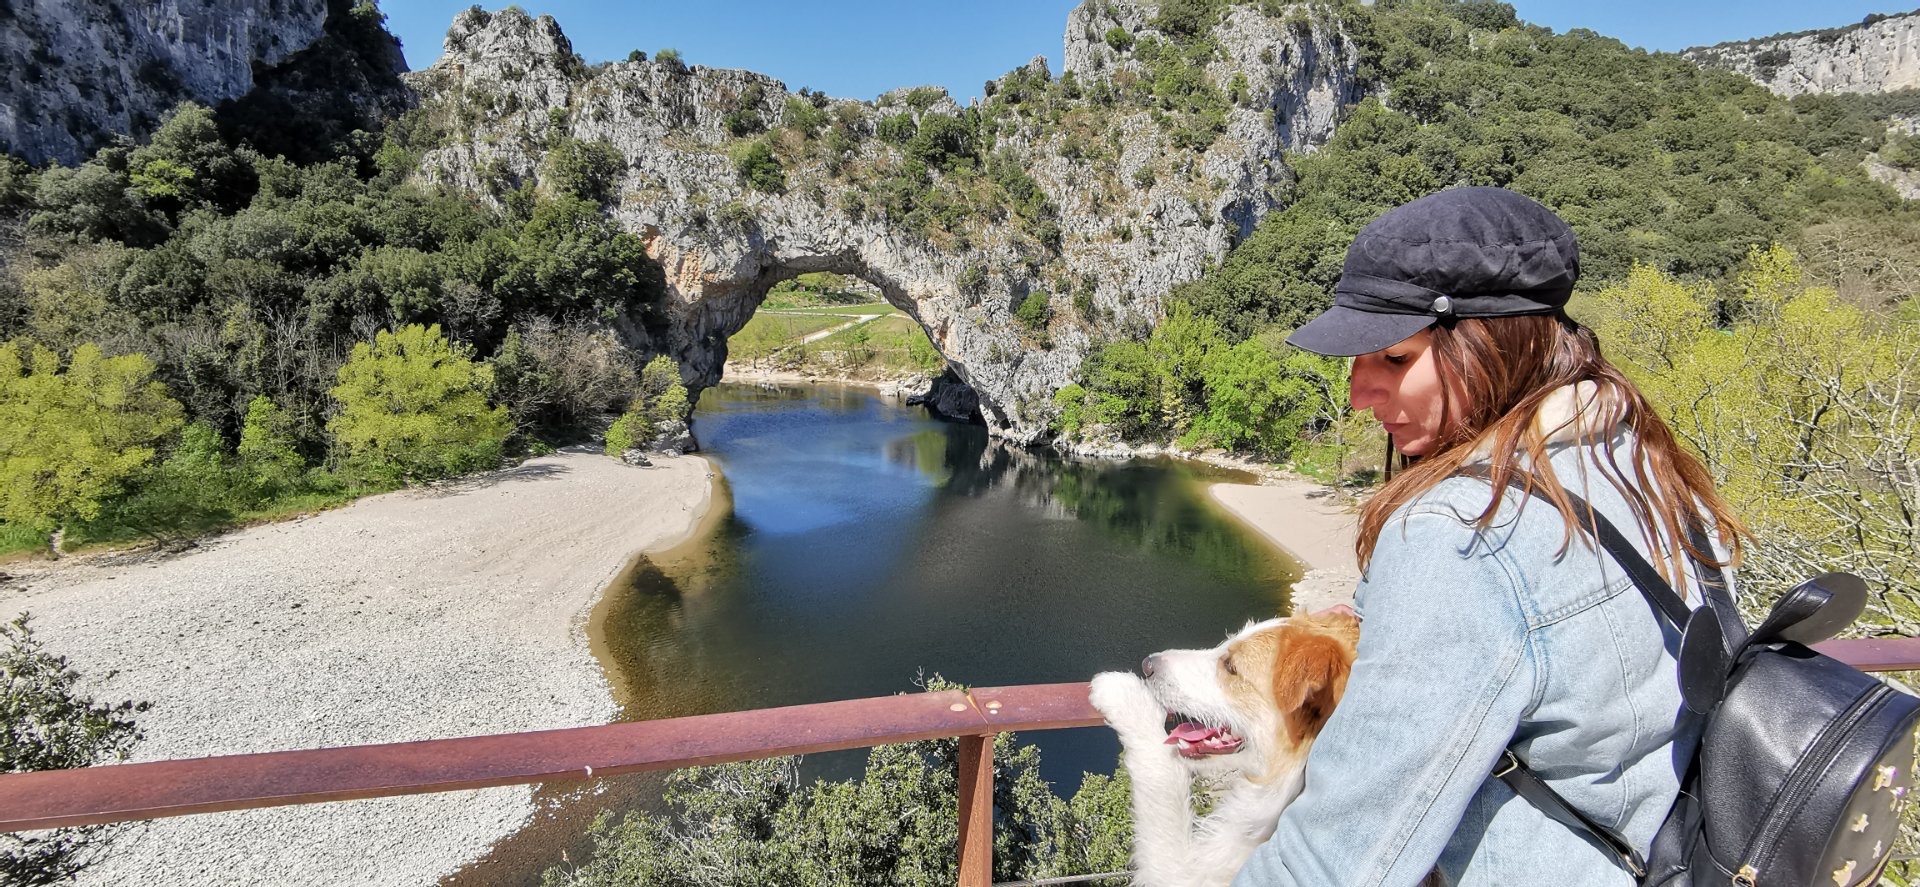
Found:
[1577,247,1920,630]
[327,324,510,484]
[723,81,769,137]
[906,113,976,172]
[640,355,690,430]
[237,395,307,498]
[1056,304,1346,458]
[1015,291,1052,331]
[1,614,147,885]
[544,136,626,205]
[602,399,650,457]
[730,139,787,193]
[1104,26,1135,51]
[540,730,1130,887]
[876,113,919,145]
[603,355,688,456]
[655,48,686,72]
[0,342,184,538]
[1178,1,1916,339]
[783,96,829,138]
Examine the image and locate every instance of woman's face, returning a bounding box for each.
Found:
[1349,329,1451,457]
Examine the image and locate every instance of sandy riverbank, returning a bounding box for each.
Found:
[1,449,712,887]
[1208,478,1361,613]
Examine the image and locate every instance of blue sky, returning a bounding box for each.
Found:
[382,2,1915,102]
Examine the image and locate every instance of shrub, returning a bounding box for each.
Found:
[876,113,918,145]
[327,324,511,484]
[544,136,625,205]
[655,48,687,74]
[1104,27,1135,51]
[729,139,786,193]
[602,399,650,457]
[783,96,828,137]
[639,354,689,429]
[0,341,184,546]
[237,395,306,498]
[1016,291,1051,330]
[2,614,147,884]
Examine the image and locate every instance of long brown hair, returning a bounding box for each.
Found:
[1356,313,1746,595]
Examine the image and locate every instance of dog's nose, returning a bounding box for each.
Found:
[1141,655,1158,678]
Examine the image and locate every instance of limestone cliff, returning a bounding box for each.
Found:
[1685,11,1920,97]
[409,3,1363,442]
[0,0,341,165]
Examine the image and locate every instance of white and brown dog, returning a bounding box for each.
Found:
[1089,610,1360,887]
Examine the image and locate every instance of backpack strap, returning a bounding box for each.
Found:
[1455,466,1744,879]
[1495,751,1649,879]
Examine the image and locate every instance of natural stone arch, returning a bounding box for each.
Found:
[408,4,1365,441]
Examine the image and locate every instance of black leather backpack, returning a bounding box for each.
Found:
[1483,477,1920,887]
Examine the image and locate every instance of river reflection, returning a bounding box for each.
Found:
[449,382,1302,884]
[595,382,1300,786]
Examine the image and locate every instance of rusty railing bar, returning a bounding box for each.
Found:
[993,873,1130,886]
[0,682,1102,834]
[958,733,995,887]
[1814,637,1920,672]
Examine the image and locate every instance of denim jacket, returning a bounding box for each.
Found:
[1235,384,1718,887]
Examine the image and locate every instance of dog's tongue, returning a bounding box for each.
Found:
[1164,721,1242,756]
[1167,722,1218,743]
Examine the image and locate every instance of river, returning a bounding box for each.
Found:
[448,381,1300,884]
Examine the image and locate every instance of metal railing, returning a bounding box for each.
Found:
[3,638,1919,886]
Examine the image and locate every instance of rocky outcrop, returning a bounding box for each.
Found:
[1685,12,1920,97]
[908,369,984,425]
[407,2,1364,443]
[0,0,336,165]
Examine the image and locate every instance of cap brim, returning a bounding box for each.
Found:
[1285,305,1435,357]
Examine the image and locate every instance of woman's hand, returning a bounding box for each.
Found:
[1307,604,1356,621]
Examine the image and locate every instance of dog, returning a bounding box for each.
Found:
[1089,609,1360,887]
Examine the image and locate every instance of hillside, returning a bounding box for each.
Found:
[1,0,1918,547]
[1685,9,1920,97]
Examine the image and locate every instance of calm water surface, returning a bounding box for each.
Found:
[449,382,1299,884]
[597,382,1300,783]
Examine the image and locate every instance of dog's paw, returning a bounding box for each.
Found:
[1089,671,1166,741]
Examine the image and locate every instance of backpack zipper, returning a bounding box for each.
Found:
[1733,683,1892,883]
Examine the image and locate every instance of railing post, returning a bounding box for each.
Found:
[958,733,994,887]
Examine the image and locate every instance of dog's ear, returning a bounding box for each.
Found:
[1270,626,1355,745]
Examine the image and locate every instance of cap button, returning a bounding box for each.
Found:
[1432,295,1453,315]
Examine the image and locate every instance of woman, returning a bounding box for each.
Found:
[1233,187,1744,886]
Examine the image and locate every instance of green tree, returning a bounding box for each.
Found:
[544,136,626,205]
[1578,247,1920,631]
[327,324,511,484]
[237,395,307,498]
[0,342,184,550]
[729,139,786,194]
[542,723,1130,887]
[1,614,147,885]
[639,355,690,430]
[603,398,651,457]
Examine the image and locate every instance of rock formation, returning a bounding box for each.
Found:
[1685,11,1920,97]
[406,3,1364,442]
[0,0,339,165]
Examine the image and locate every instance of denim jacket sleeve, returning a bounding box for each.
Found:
[1233,506,1541,887]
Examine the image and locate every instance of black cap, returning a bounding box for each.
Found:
[1287,187,1580,357]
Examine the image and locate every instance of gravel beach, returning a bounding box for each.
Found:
[1208,479,1361,613]
[1,449,712,886]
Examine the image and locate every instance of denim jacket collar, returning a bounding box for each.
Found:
[1463,380,1618,464]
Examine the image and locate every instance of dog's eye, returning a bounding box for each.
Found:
[1222,656,1238,676]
